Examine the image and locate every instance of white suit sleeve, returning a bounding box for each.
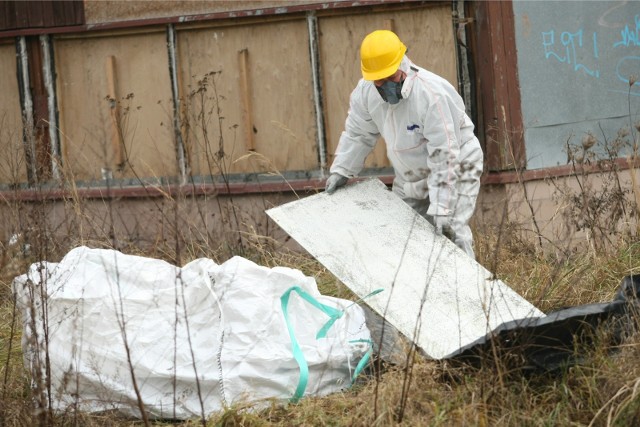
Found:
[329,84,380,177]
[422,90,461,217]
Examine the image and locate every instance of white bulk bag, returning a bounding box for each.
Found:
[12,246,371,419]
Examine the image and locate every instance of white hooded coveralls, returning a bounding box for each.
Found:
[329,57,484,258]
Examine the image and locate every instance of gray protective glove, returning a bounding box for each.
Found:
[433,215,455,241]
[325,173,348,194]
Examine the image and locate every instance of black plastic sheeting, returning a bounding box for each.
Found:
[448,275,640,372]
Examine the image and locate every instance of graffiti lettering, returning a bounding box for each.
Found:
[542,29,600,78]
[613,15,640,47]
[542,12,640,96]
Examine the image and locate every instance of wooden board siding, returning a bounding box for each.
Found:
[0,1,84,31]
[177,19,318,176]
[318,3,458,169]
[0,1,461,188]
[0,43,27,184]
[54,31,178,181]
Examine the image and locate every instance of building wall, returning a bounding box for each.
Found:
[7,166,637,261]
[0,1,462,253]
[3,0,638,257]
[477,165,640,256]
[0,186,304,261]
[0,1,458,188]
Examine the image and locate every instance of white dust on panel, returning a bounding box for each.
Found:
[267,179,544,359]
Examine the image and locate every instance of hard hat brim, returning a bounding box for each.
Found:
[361,62,401,81]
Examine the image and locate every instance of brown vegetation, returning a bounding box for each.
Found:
[1,76,640,426]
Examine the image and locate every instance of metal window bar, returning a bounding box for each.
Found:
[40,34,61,180]
[167,23,187,184]
[306,11,327,177]
[17,36,38,185]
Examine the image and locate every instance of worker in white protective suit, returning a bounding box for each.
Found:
[325,30,484,259]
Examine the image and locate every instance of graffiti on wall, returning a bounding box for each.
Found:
[541,14,640,95]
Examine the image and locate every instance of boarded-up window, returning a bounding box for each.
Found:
[0,2,461,187]
[318,4,458,169]
[54,31,178,181]
[0,42,27,185]
[177,19,318,176]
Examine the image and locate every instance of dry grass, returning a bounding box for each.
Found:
[2,73,640,426]
[1,216,640,426]
[1,153,640,427]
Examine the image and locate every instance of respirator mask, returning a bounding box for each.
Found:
[376,79,404,104]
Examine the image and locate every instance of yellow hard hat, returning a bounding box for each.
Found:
[360,30,407,81]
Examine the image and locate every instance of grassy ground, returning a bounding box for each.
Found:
[1,220,640,426]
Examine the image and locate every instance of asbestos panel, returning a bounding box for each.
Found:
[266,178,545,360]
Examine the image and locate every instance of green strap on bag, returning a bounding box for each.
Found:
[280,286,382,403]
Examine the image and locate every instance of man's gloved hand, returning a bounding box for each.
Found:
[433,215,455,240]
[325,173,348,194]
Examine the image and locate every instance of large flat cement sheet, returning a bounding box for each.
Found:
[266,178,544,359]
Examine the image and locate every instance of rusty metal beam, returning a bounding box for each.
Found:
[469,0,525,172]
[0,175,395,201]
